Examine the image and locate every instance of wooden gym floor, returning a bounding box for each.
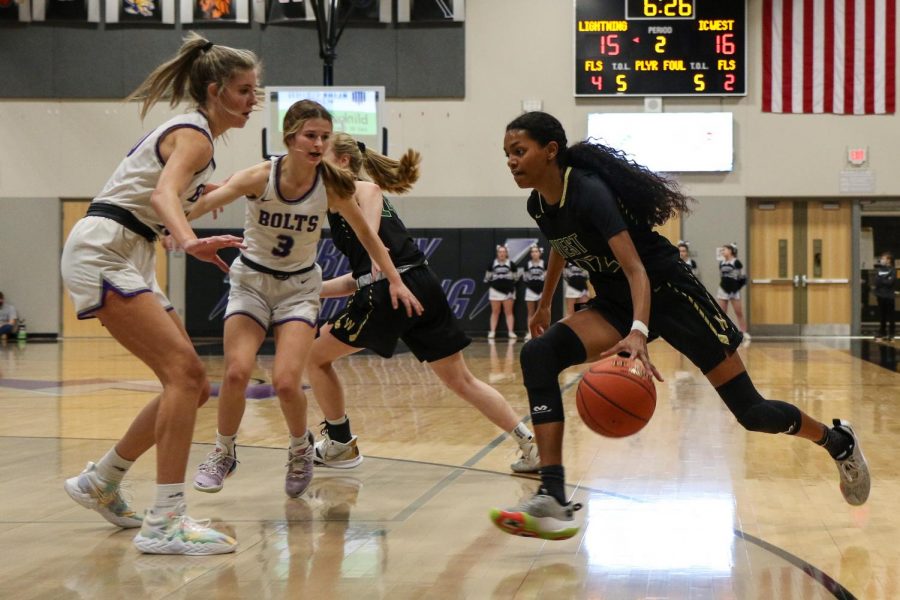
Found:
[0,336,897,599]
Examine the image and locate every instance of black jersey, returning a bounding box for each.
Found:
[485,259,517,293]
[523,260,546,294]
[327,195,424,279]
[526,167,679,289]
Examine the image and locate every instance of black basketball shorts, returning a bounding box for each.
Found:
[587,262,744,374]
[327,266,471,362]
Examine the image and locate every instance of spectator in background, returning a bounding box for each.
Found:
[874,251,896,341]
[0,292,17,340]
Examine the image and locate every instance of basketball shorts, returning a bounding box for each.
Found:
[328,266,470,362]
[225,259,322,330]
[565,283,589,300]
[524,288,542,302]
[587,263,744,374]
[489,287,516,302]
[61,216,170,319]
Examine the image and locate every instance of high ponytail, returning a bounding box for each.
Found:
[329,132,420,194]
[127,31,260,119]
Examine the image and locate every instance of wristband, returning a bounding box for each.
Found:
[631,320,649,337]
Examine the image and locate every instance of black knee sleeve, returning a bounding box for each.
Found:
[520,323,587,424]
[715,372,802,434]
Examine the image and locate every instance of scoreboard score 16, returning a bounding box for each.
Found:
[575,0,746,96]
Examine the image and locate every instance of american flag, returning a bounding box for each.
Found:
[762,0,896,114]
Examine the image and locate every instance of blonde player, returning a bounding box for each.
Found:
[190,100,421,498]
[62,34,256,555]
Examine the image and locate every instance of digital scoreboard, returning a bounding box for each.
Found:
[575,0,746,97]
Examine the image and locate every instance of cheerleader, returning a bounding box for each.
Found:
[522,244,546,341]
[563,263,590,317]
[485,245,518,340]
[678,241,699,276]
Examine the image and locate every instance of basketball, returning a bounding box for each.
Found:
[576,355,656,438]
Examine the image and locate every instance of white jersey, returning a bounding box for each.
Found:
[241,157,327,272]
[92,111,215,234]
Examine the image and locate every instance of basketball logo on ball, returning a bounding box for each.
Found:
[576,355,656,437]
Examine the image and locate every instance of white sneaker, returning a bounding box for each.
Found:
[487,331,496,340]
[314,431,364,469]
[64,462,142,528]
[831,420,870,506]
[509,332,518,341]
[490,492,583,541]
[510,441,540,473]
[524,333,532,342]
[133,503,237,555]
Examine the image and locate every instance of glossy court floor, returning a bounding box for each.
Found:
[0,335,898,599]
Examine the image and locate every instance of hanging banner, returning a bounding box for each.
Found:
[31,0,99,21]
[397,0,463,22]
[106,0,173,23]
[0,0,32,22]
[181,0,247,23]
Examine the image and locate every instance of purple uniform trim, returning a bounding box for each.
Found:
[272,317,317,328]
[275,158,321,204]
[224,310,268,332]
[154,124,215,174]
[76,280,153,320]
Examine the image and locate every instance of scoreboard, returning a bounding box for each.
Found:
[575,0,746,97]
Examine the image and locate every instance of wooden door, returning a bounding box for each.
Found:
[655,211,682,246]
[749,200,797,333]
[804,200,851,332]
[749,199,851,335]
[61,200,168,338]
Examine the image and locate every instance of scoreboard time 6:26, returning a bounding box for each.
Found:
[575,0,746,96]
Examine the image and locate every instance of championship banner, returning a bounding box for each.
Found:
[0,0,32,22]
[106,0,173,23]
[31,0,99,21]
[181,0,247,24]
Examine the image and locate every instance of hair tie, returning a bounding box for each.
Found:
[201,41,214,52]
[356,141,366,153]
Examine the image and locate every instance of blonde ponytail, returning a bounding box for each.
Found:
[127,31,259,119]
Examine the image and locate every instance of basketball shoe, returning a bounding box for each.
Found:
[490,491,583,540]
[510,441,540,473]
[193,447,238,493]
[132,503,237,555]
[63,462,142,528]
[832,419,870,506]
[314,430,364,469]
[286,431,315,498]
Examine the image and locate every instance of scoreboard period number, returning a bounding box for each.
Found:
[575,0,746,97]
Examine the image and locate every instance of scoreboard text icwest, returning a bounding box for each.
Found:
[575,0,746,96]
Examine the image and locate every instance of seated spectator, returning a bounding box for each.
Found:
[0,292,18,340]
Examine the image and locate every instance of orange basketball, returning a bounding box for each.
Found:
[576,355,656,438]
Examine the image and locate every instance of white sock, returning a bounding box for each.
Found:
[325,415,348,426]
[290,431,311,450]
[94,447,134,484]
[216,432,237,456]
[152,483,185,515]
[511,422,534,446]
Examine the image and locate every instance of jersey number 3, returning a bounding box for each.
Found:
[271,234,294,258]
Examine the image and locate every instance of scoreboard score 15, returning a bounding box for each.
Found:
[575,0,746,96]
